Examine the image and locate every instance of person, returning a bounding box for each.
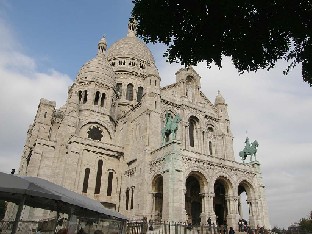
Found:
[229,227,235,234]
[148,219,154,231]
[142,217,148,234]
[186,219,192,230]
[238,219,243,232]
[77,228,87,234]
[207,217,212,226]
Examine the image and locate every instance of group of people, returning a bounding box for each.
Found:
[238,219,248,232]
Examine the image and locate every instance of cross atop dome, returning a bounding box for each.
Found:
[127,18,137,37]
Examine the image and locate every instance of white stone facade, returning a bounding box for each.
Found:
[15,22,270,229]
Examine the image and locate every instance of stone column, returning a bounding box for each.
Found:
[247,198,258,229]
[226,196,239,230]
[184,124,188,150]
[161,142,185,222]
[207,193,217,225]
[150,192,156,220]
[200,193,207,224]
[146,111,150,146]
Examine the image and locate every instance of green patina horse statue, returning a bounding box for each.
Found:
[239,137,259,163]
[161,112,182,145]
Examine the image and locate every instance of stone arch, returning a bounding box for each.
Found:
[79,122,112,141]
[151,174,163,221]
[213,175,234,226]
[185,171,208,225]
[237,179,256,222]
[126,83,134,101]
[207,124,215,134]
[188,116,200,148]
[237,179,255,198]
[185,170,209,193]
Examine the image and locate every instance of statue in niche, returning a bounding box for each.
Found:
[161,111,182,145]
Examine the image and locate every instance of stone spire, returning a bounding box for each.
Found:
[127,18,137,37]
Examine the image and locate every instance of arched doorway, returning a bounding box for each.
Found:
[185,175,202,225]
[213,178,228,226]
[152,175,163,221]
[238,181,254,226]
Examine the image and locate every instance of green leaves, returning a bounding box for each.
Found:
[132,0,312,86]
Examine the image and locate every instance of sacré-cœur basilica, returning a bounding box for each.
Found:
[11,20,270,229]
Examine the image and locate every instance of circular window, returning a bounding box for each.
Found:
[87,126,103,141]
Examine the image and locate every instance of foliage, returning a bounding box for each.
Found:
[0,200,6,220]
[299,217,312,233]
[271,226,289,234]
[132,0,312,86]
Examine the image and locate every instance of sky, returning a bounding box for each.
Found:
[0,0,311,228]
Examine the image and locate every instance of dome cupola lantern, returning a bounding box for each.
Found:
[215,90,226,105]
[127,18,137,37]
[97,36,107,56]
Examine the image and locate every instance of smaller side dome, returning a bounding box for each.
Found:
[215,90,225,105]
[76,36,115,87]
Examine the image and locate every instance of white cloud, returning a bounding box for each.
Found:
[153,46,312,228]
[0,17,72,174]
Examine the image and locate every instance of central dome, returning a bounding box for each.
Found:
[107,36,155,65]
[106,20,159,77]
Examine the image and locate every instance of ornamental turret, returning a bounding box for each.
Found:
[214,91,234,160]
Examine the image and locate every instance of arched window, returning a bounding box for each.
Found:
[82,168,90,193]
[94,160,103,194]
[130,187,134,210]
[209,141,213,155]
[100,93,105,107]
[78,91,83,103]
[83,90,88,104]
[208,126,214,133]
[126,84,134,101]
[189,119,196,147]
[107,171,113,196]
[137,87,143,102]
[126,188,130,210]
[94,91,100,105]
[116,83,122,98]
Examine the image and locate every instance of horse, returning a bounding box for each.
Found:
[161,114,181,145]
[170,114,182,140]
[239,140,259,163]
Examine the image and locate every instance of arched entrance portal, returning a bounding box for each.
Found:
[185,175,202,225]
[238,185,248,222]
[152,175,163,221]
[214,179,227,225]
[238,181,254,226]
